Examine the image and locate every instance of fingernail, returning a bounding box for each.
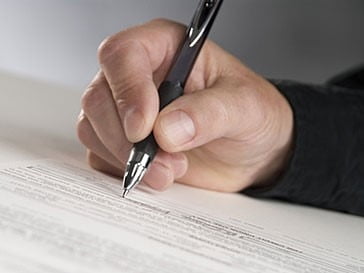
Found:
[159,111,196,146]
[123,106,145,142]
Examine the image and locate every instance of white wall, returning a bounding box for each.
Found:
[1,0,364,89]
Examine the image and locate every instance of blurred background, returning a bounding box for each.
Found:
[1,0,364,90]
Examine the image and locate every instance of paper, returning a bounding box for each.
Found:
[0,160,363,273]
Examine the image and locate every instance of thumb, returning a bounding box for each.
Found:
[153,79,261,153]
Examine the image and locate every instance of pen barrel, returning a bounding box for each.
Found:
[133,81,184,160]
[158,81,184,110]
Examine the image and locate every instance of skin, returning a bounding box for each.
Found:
[77,19,294,193]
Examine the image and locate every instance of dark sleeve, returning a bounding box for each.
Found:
[244,67,364,216]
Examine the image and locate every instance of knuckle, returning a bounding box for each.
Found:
[76,117,93,148]
[98,35,142,66]
[148,18,184,30]
[148,18,171,26]
[81,84,108,115]
[97,35,117,64]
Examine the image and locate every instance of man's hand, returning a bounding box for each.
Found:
[77,19,293,192]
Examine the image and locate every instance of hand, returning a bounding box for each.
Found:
[77,19,293,192]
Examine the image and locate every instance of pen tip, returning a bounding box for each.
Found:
[122,189,129,198]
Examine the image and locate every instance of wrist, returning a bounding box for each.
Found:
[251,84,294,188]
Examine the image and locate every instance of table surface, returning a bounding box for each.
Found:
[0,71,85,164]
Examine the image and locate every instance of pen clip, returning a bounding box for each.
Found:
[187,0,223,48]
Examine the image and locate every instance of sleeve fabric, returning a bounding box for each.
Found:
[244,67,364,216]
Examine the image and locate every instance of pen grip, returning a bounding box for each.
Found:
[158,81,184,110]
[133,81,184,159]
[134,134,158,159]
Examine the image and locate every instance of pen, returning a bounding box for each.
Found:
[122,0,224,198]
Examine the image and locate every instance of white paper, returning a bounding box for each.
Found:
[0,160,363,273]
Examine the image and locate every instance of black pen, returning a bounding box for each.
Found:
[122,0,224,198]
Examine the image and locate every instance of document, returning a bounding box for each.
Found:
[0,159,363,273]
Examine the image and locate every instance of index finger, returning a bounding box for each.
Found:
[97,19,187,143]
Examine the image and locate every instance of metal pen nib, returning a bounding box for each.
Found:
[121,148,152,198]
[122,189,129,198]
